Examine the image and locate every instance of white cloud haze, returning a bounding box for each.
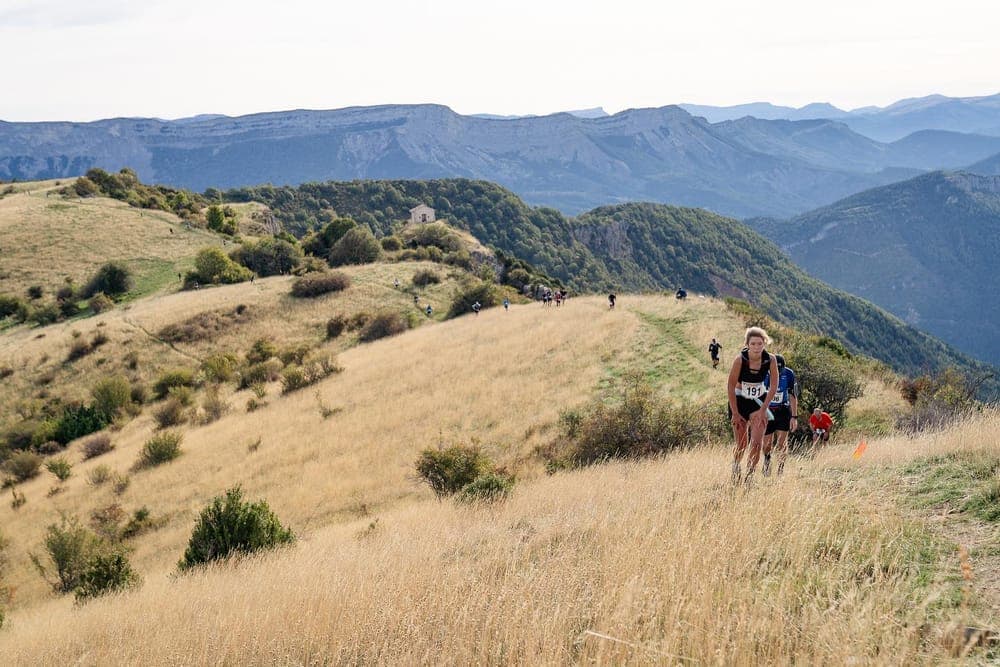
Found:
[1,0,997,121]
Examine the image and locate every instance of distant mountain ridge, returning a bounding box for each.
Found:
[748,171,1000,366]
[682,92,1000,141]
[3,103,1000,219]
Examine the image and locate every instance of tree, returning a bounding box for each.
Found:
[84,262,133,298]
[327,227,381,266]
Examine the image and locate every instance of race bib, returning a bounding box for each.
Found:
[770,389,785,404]
[740,382,766,399]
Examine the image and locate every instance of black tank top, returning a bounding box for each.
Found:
[738,349,770,401]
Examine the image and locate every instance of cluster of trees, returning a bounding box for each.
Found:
[72,168,207,220]
[0,262,134,327]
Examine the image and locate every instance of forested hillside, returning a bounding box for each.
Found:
[224,179,998,390]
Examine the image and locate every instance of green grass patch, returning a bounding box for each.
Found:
[124,258,193,301]
[598,310,704,400]
[902,451,1000,520]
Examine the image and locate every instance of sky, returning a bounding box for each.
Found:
[2,0,998,122]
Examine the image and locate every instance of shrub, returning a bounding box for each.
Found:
[447,280,498,318]
[326,315,347,339]
[159,308,253,344]
[786,342,863,423]
[74,551,140,602]
[411,269,441,287]
[896,367,982,433]
[458,472,515,504]
[153,397,188,429]
[153,368,196,399]
[88,292,114,313]
[401,222,463,252]
[246,338,278,364]
[91,375,132,422]
[53,404,107,444]
[328,227,381,266]
[185,247,253,287]
[30,302,61,326]
[358,311,409,343]
[179,486,294,571]
[0,294,25,319]
[233,238,302,276]
[380,235,403,251]
[135,431,183,469]
[73,176,100,197]
[280,356,342,394]
[278,344,311,366]
[33,516,98,593]
[89,503,125,541]
[112,473,130,495]
[201,353,239,383]
[82,434,114,460]
[87,464,113,486]
[5,451,43,482]
[237,359,283,389]
[415,445,493,498]
[46,457,73,482]
[200,386,230,424]
[4,419,45,452]
[544,376,728,468]
[289,271,351,298]
[348,312,371,330]
[83,262,133,298]
[66,337,93,362]
[27,285,44,300]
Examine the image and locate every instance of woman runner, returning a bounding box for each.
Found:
[727,327,778,485]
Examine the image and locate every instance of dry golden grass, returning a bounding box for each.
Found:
[1,411,996,665]
[0,182,221,298]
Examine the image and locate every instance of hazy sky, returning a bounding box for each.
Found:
[2,0,997,121]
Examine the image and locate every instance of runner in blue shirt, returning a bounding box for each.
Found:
[761,354,799,476]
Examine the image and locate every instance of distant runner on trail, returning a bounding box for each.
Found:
[675,287,687,300]
[503,297,510,312]
[608,293,616,309]
[472,301,481,316]
[727,327,779,485]
[761,354,799,476]
[708,338,722,369]
[809,408,834,447]
[425,304,433,317]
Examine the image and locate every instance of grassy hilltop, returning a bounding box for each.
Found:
[0,180,997,663]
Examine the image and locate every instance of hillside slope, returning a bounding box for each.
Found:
[226,179,998,387]
[750,171,1000,366]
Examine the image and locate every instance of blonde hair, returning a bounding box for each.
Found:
[744,326,771,346]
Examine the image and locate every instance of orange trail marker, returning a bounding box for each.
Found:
[852,440,867,459]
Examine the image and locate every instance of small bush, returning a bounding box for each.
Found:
[111,473,130,495]
[46,457,73,482]
[326,315,347,339]
[447,280,498,318]
[458,472,515,503]
[411,268,441,287]
[179,486,294,571]
[278,344,311,366]
[82,434,114,460]
[66,337,93,362]
[200,386,230,424]
[358,311,409,343]
[185,247,252,286]
[53,404,107,444]
[237,358,284,389]
[415,445,493,498]
[33,516,98,593]
[280,356,342,394]
[380,235,403,251]
[87,464,113,486]
[153,398,188,429]
[348,312,371,330]
[91,375,132,422]
[153,368,196,399]
[74,551,140,602]
[90,503,125,541]
[135,431,182,469]
[201,353,238,383]
[88,292,115,313]
[289,271,351,298]
[328,227,381,266]
[83,262,133,298]
[246,338,278,364]
[121,507,156,540]
[27,285,44,300]
[0,294,26,319]
[5,451,43,482]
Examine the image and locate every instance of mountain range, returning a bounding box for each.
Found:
[749,171,1000,366]
[681,93,1000,142]
[4,103,1000,219]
